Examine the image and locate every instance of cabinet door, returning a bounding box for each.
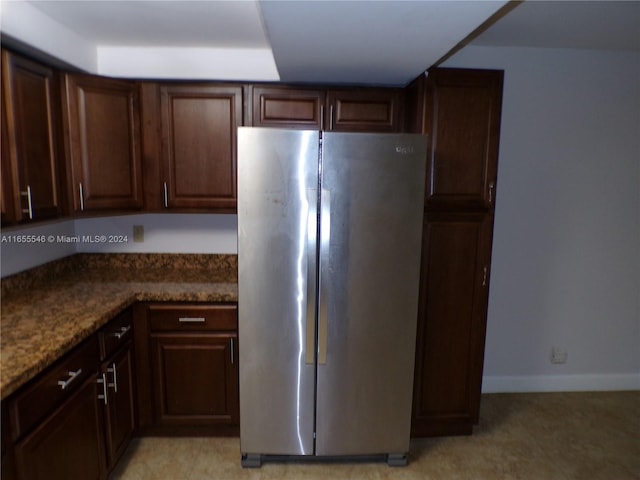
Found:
[102,345,135,471]
[1,50,61,221]
[1,100,15,225]
[160,85,242,210]
[252,86,325,129]
[150,333,238,427]
[14,376,105,480]
[326,88,403,132]
[412,212,493,437]
[63,74,143,211]
[424,68,503,210]
[1,400,16,480]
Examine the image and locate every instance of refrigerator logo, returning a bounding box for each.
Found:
[395,145,414,154]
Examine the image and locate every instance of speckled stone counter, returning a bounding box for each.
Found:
[1,254,238,400]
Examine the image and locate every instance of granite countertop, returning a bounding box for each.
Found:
[0,254,238,400]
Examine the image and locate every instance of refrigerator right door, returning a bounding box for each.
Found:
[315,132,427,457]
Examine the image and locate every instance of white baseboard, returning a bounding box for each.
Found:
[482,373,640,393]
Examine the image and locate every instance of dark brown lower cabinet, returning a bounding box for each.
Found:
[150,334,238,427]
[412,212,494,437]
[14,375,106,480]
[2,302,239,477]
[1,400,16,480]
[101,344,135,470]
[145,303,239,433]
[3,311,137,480]
[97,309,136,472]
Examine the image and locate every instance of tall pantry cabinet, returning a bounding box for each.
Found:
[407,68,504,437]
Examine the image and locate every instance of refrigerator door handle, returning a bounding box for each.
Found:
[305,188,318,365]
[318,188,331,365]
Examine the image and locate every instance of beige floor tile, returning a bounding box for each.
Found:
[109,391,640,480]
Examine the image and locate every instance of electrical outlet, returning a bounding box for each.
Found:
[551,346,567,364]
[133,225,144,243]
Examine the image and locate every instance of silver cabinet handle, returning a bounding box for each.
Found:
[482,266,488,287]
[230,338,234,365]
[57,368,82,390]
[107,362,118,393]
[179,317,206,323]
[20,185,33,219]
[163,181,169,208]
[329,105,334,130]
[305,188,318,365]
[97,372,108,405]
[110,325,131,339]
[318,188,331,365]
[79,183,85,211]
[320,105,325,130]
[488,181,495,205]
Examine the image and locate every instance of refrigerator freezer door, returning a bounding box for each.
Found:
[315,132,427,456]
[238,128,319,456]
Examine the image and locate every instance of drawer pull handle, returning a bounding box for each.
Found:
[79,183,85,211]
[163,181,169,208]
[110,325,131,339]
[107,363,118,393]
[178,317,206,323]
[97,373,108,405]
[57,369,82,390]
[20,186,33,219]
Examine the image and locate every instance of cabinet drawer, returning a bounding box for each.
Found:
[99,309,133,360]
[10,336,98,439]
[148,304,237,332]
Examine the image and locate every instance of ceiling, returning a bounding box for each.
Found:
[1,0,638,86]
[472,1,640,51]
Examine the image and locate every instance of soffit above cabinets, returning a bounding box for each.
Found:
[0,1,637,86]
[0,0,508,85]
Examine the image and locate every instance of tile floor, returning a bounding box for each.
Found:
[109,391,639,480]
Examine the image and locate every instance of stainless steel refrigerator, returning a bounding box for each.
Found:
[237,127,426,467]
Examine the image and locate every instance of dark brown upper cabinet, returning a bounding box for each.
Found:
[159,84,242,211]
[326,88,404,132]
[414,68,503,210]
[251,86,325,130]
[251,85,403,132]
[62,73,144,212]
[1,101,15,225]
[1,50,63,223]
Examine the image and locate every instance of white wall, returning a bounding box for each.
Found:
[0,214,237,277]
[73,214,237,254]
[443,46,640,392]
[0,220,77,276]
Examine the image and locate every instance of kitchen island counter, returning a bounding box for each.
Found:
[0,254,238,399]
